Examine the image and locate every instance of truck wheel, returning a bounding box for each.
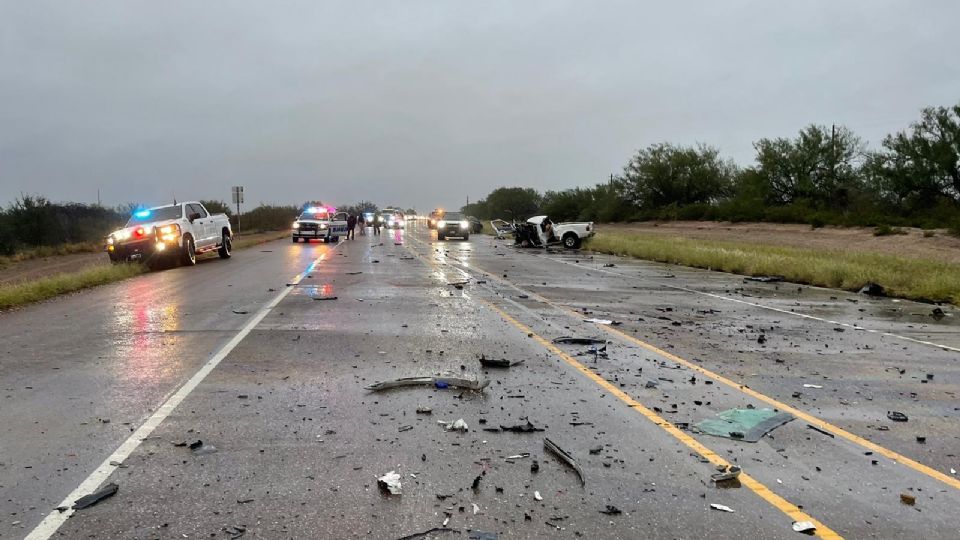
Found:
[218,232,232,258]
[292,237,299,243]
[463,233,470,241]
[562,233,581,249]
[438,233,445,241]
[181,236,197,266]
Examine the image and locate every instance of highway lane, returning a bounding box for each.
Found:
[3,224,959,539]
[0,240,337,538]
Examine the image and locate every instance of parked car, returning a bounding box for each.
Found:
[292,207,348,243]
[436,211,471,241]
[106,201,232,268]
[513,215,593,249]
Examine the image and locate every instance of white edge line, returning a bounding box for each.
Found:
[25,245,339,540]
[539,252,960,354]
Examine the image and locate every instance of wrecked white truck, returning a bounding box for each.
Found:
[513,215,594,249]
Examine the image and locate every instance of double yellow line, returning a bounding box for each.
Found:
[409,235,841,537]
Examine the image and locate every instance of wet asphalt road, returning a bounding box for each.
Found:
[1,223,959,539]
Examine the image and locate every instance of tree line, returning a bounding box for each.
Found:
[463,102,960,231]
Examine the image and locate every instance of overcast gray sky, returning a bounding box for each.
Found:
[1,0,958,211]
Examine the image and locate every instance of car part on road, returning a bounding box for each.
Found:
[859,281,885,296]
[807,424,835,438]
[599,505,622,515]
[887,410,909,422]
[312,295,338,301]
[709,503,735,513]
[553,336,607,345]
[440,418,468,432]
[72,482,119,510]
[416,406,432,414]
[711,464,742,484]
[377,471,402,495]
[396,527,459,540]
[543,437,585,486]
[792,521,817,534]
[696,408,795,442]
[900,493,916,505]
[478,355,523,368]
[365,376,489,392]
[745,275,785,283]
[583,318,614,325]
[500,419,544,433]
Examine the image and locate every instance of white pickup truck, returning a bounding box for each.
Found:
[292,207,349,243]
[106,201,232,268]
[515,215,595,249]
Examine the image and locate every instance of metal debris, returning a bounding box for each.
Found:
[365,376,489,392]
[534,491,543,501]
[792,521,816,534]
[553,337,606,345]
[72,482,119,510]
[396,527,458,539]
[440,419,469,432]
[745,275,785,283]
[478,356,523,368]
[500,420,544,433]
[599,505,622,515]
[709,503,734,513]
[711,465,742,483]
[544,437,585,486]
[887,411,908,422]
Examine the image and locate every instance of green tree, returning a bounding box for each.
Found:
[200,200,232,216]
[620,143,736,209]
[865,103,960,208]
[752,125,864,207]
[480,187,542,220]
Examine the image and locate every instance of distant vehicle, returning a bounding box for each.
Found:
[436,211,470,241]
[380,208,406,229]
[106,201,232,268]
[362,211,376,225]
[513,215,594,249]
[467,216,482,233]
[428,208,445,229]
[292,207,348,243]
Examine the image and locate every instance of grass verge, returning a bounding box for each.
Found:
[0,263,146,310]
[585,231,960,304]
[0,242,102,269]
[0,230,291,311]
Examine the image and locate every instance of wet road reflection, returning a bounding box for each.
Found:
[112,277,183,385]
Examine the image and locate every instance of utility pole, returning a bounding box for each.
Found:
[831,123,836,185]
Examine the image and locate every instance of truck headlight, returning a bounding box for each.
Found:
[292,222,300,229]
[437,220,446,228]
[107,236,115,245]
[460,220,469,229]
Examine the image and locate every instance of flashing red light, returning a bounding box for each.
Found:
[135,227,145,237]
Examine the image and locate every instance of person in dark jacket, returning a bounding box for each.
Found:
[346,214,357,240]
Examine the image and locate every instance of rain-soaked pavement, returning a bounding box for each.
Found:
[1,223,959,539]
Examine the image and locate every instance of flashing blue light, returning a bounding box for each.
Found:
[134,209,151,218]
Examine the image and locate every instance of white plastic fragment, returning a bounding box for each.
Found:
[792,521,816,533]
[951,468,956,475]
[534,491,543,501]
[802,384,823,389]
[710,503,734,513]
[472,503,480,515]
[377,471,402,495]
[439,419,469,432]
[584,318,614,325]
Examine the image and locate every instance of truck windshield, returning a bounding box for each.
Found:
[125,206,182,226]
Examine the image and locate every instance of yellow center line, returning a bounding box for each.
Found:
[481,298,842,539]
[414,233,960,493]
[406,234,841,538]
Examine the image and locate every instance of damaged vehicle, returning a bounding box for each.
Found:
[513,215,594,249]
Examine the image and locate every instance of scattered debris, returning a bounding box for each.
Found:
[72,483,119,510]
[802,384,822,389]
[792,521,816,534]
[887,411,908,422]
[396,527,458,540]
[900,493,915,506]
[531,460,540,473]
[416,406,433,415]
[599,505,622,515]
[232,309,249,315]
[584,318,619,325]
[534,491,543,501]
[365,376,489,392]
[440,419,469,432]
[711,465,742,484]
[472,503,481,515]
[544,437,585,486]
[859,282,885,296]
[378,471,402,495]
[553,337,606,345]
[501,420,544,433]
[931,307,946,320]
[313,296,338,301]
[468,532,497,540]
[709,503,734,513]
[696,408,794,443]
[478,355,523,368]
[745,275,784,283]
[189,440,218,455]
[806,424,835,438]
[506,453,530,460]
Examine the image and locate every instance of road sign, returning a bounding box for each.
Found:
[231,186,244,204]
